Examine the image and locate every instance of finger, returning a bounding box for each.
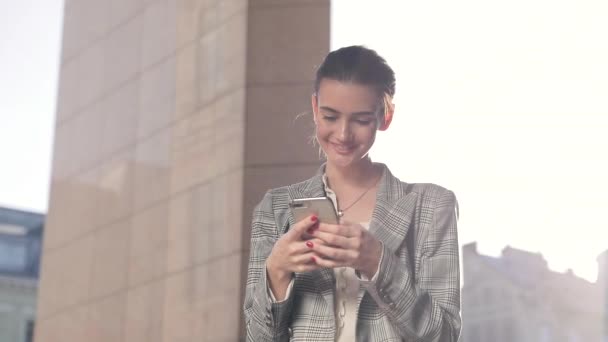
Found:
[300,229,318,240]
[301,232,314,240]
[317,222,355,237]
[312,243,358,263]
[290,238,326,255]
[291,250,319,264]
[309,230,350,248]
[289,215,319,239]
[311,254,348,269]
[291,252,323,273]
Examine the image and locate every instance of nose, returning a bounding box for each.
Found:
[338,120,352,142]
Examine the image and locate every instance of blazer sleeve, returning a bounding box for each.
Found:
[365,189,461,341]
[243,190,294,342]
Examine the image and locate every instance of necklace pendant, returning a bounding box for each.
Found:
[337,210,343,217]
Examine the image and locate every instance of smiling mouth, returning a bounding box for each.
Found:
[330,142,355,154]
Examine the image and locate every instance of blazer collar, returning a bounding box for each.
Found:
[293,162,418,252]
[297,162,402,197]
[368,164,418,253]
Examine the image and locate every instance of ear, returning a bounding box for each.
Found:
[311,93,319,124]
[378,103,394,131]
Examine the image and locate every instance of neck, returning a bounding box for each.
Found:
[325,157,379,188]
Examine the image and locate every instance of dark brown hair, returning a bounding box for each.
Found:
[314,45,396,116]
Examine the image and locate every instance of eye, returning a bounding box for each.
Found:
[356,120,373,125]
[322,115,337,122]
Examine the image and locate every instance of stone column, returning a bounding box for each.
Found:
[35,1,329,341]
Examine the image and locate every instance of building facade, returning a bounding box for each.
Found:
[35,1,330,341]
[0,207,44,342]
[461,242,606,342]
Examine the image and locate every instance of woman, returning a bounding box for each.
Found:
[243,46,461,341]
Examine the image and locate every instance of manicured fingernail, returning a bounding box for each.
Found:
[311,215,318,222]
[311,256,316,262]
[306,241,314,248]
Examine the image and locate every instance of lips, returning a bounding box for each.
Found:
[330,142,355,154]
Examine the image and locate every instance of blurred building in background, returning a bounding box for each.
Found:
[35,1,330,341]
[461,242,607,342]
[0,207,43,342]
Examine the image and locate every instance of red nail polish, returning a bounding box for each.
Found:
[311,215,318,222]
[306,241,314,248]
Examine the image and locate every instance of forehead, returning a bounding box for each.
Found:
[316,79,379,113]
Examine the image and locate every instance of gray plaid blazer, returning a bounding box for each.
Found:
[243,163,461,341]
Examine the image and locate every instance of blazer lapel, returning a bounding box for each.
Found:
[284,164,326,230]
[368,164,418,253]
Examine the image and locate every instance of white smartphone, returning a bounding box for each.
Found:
[289,196,339,225]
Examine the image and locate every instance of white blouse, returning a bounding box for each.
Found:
[323,174,371,341]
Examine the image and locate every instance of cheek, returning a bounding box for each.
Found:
[315,122,331,140]
[355,125,377,142]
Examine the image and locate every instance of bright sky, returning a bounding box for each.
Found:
[1,0,607,282]
[0,0,63,213]
[333,0,608,282]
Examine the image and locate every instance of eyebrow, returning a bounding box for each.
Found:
[319,106,376,116]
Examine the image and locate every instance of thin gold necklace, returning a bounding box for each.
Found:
[336,172,382,218]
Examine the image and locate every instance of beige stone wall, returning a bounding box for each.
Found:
[35,1,329,341]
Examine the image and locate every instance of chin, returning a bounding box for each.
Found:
[325,152,367,168]
[319,141,370,167]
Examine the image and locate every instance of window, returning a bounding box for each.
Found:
[25,320,35,342]
[0,238,27,272]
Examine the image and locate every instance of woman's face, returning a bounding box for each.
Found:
[312,79,381,168]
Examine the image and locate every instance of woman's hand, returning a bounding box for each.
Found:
[307,222,383,279]
[266,215,322,300]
